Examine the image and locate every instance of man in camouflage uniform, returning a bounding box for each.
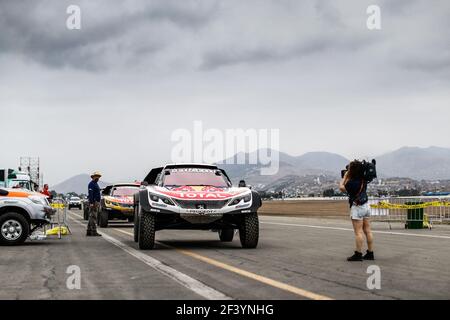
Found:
[87,171,102,237]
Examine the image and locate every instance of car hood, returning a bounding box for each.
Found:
[104,195,134,204]
[149,185,250,200]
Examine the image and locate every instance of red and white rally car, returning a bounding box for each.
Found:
[133,164,262,250]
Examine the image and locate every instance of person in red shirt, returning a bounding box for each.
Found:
[41,184,51,197]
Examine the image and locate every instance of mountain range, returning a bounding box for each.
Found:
[51,146,450,193]
[222,146,450,185]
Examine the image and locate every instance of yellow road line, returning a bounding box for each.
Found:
[114,228,333,300]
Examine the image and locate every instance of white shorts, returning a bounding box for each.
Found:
[350,203,371,220]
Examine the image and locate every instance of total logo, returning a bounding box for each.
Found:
[174,192,231,199]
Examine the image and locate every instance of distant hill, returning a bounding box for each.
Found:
[217,149,349,188]
[217,146,450,190]
[51,174,111,194]
[377,146,450,180]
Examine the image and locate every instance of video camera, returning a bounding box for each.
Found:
[341,159,377,183]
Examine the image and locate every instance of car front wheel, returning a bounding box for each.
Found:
[133,204,140,243]
[0,212,30,246]
[239,213,259,249]
[138,210,155,250]
[98,209,109,228]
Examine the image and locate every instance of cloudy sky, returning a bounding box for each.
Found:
[1,0,449,185]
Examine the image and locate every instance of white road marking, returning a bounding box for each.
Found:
[67,213,231,300]
[260,221,450,240]
[114,228,333,300]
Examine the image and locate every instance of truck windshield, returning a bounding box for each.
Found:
[163,168,230,188]
[10,181,31,190]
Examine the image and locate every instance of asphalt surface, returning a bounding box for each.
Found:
[1,210,449,300]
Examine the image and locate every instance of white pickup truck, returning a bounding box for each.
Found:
[0,188,53,245]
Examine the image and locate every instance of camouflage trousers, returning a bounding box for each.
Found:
[87,202,99,233]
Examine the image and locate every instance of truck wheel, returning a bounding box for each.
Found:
[239,213,259,249]
[219,229,234,242]
[98,210,109,228]
[0,212,30,246]
[138,211,155,250]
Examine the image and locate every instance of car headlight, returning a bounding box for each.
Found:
[105,200,119,206]
[28,195,47,206]
[228,193,252,206]
[149,193,175,206]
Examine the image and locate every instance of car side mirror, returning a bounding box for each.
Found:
[141,181,149,186]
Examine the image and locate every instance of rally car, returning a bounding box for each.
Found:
[133,164,262,250]
[98,183,140,228]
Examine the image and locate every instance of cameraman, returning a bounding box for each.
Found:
[339,160,375,262]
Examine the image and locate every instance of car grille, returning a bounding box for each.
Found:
[174,199,230,209]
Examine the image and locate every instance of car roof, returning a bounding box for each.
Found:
[110,183,140,187]
[102,183,140,195]
[163,163,218,170]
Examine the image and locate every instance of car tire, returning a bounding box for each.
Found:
[239,213,259,249]
[219,229,234,242]
[138,210,155,250]
[0,212,30,246]
[133,202,140,243]
[98,209,109,228]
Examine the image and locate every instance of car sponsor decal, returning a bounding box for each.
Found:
[184,209,219,215]
[169,168,215,173]
[104,196,134,204]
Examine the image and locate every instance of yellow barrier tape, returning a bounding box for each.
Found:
[370,201,450,210]
[51,203,66,209]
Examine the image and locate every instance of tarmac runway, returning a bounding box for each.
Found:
[1,210,449,300]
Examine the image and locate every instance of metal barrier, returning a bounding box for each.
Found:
[369,196,450,229]
[47,198,71,239]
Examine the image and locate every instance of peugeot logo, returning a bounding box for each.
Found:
[196,204,206,209]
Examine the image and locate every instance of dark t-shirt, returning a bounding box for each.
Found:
[88,180,101,204]
[345,179,368,208]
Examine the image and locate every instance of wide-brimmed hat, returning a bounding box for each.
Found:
[91,171,102,178]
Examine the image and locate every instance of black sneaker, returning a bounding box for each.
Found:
[363,250,375,260]
[347,251,363,261]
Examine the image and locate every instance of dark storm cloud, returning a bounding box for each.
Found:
[1,0,449,76]
[0,0,216,70]
[201,39,330,70]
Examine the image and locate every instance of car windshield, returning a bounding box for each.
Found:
[71,197,80,200]
[112,186,139,197]
[162,168,230,188]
